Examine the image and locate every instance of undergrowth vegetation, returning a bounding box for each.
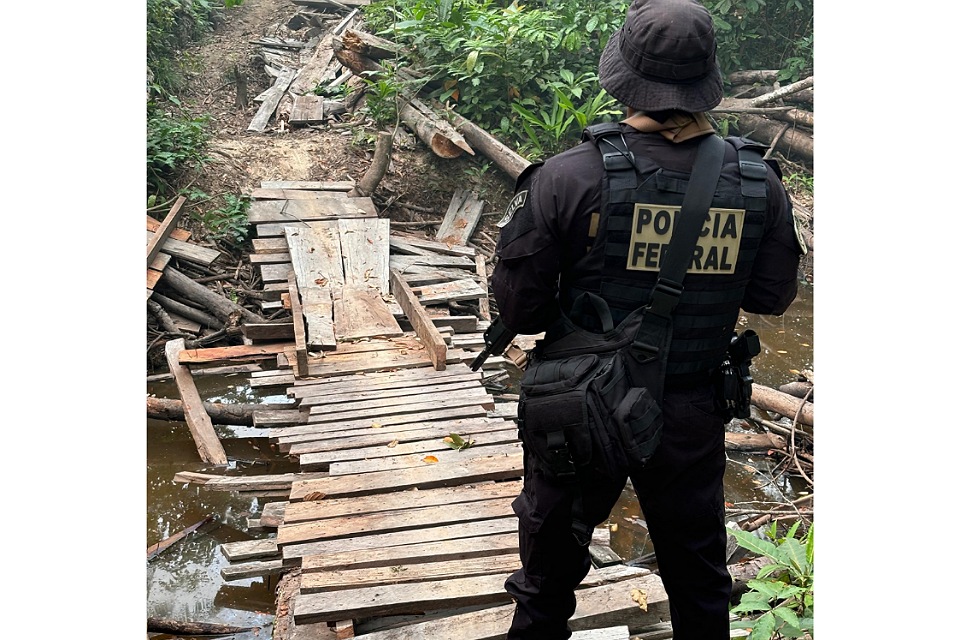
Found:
[365,0,813,160]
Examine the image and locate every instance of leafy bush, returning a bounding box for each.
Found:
[192,192,251,247]
[728,521,814,640]
[147,110,210,198]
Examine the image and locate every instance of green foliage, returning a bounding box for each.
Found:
[147,0,244,96]
[782,171,813,195]
[728,521,814,640]
[702,0,812,81]
[359,70,403,129]
[191,192,252,247]
[147,110,211,199]
[374,0,628,150]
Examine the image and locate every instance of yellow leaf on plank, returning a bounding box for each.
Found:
[630,588,648,611]
[423,455,439,464]
[371,423,382,429]
[387,440,399,448]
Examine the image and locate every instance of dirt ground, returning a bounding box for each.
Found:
[173,0,516,239]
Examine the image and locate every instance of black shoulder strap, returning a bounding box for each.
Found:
[646,134,726,320]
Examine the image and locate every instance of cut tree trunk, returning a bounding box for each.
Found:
[353,130,394,196]
[341,28,407,59]
[733,114,812,164]
[752,384,813,427]
[450,113,532,182]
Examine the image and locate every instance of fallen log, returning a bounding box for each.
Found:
[748,76,813,107]
[733,114,812,165]
[331,41,473,158]
[752,383,813,427]
[450,112,532,182]
[161,266,266,325]
[147,618,258,636]
[726,69,781,85]
[342,28,407,59]
[148,396,290,426]
[353,130,394,196]
[779,381,813,401]
[151,291,222,329]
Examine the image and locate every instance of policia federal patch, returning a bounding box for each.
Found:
[628,203,745,273]
[497,190,528,228]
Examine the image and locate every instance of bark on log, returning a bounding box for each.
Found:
[778,381,814,401]
[724,431,787,451]
[450,112,532,182]
[730,85,813,106]
[147,618,257,636]
[151,292,222,329]
[162,266,266,325]
[725,70,781,85]
[748,76,813,107]
[147,396,286,426]
[331,42,473,158]
[733,114,813,164]
[353,130,395,196]
[147,299,182,334]
[752,384,813,426]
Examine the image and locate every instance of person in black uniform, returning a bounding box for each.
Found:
[490,0,807,638]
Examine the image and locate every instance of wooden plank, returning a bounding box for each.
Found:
[283,480,521,524]
[220,539,279,562]
[253,409,305,427]
[248,198,364,224]
[283,417,509,456]
[339,572,665,640]
[276,411,508,442]
[248,67,296,132]
[259,262,295,282]
[260,180,354,191]
[286,346,450,378]
[277,496,515,546]
[288,452,522,500]
[332,286,403,341]
[390,268,446,370]
[285,222,345,289]
[424,314,478,332]
[178,343,290,364]
[249,252,292,264]
[282,517,517,562]
[436,189,484,246]
[288,363,477,396]
[253,188,363,201]
[300,554,520,593]
[300,532,519,573]
[147,268,163,292]
[306,392,495,422]
[297,378,484,408]
[288,94,325,125]
[339,218,390,292]
[329,441,521,476]
[164,339,227,465]
[299,426,517,471]
[220,559,287,581]
[415,278,487,305]
[287,273,310,374]
[390,232,477,257]
[241,322,295,341]
[147,215,191,241]
[293,573,516,623]
[301,286,337,350]
[146,196,187,266]
[476,254,491,320]
[146,230,221,266]
[390,253,475,270]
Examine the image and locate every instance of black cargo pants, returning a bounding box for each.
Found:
[504,383,732,640]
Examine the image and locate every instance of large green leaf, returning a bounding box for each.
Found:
[729,528,780,559]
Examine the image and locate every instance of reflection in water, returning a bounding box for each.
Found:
[146,282,812,623]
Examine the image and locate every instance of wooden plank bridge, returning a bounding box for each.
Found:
[160,181,673,639]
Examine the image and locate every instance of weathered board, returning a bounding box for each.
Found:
[288,451,522,500]
[288,94,325,125]
[281,517,518,562]
[390,231,477,257]
[146,230,221,266]
[248,67,296,132]
[249,198,367,225]
[299,426,517,471]
[390,268,446,370]
[296,377,484,408]
[164,339,227,465]
[277,496,516,545]
[288,362,478,397]
[300,531,519,573]
[260,180,355,191]
[332,286,403,341]
[390,253,476,270]
[300,554,521,593]
[414,278,488,305]
[328,441,521,476]
[436,188,484,246]
[338,217,390,292]
[282,480,521,524]
[306,391,495,422]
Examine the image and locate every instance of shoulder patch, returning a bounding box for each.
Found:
[497,190,528,228]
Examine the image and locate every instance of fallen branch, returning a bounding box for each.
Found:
[148,396,288,426]
[353,130,395,196]
[147,515,217,561]
[147,618,257,636]
[161,266,266,325]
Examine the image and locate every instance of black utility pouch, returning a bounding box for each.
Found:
[593,353,664,470]
[518,353,601,476]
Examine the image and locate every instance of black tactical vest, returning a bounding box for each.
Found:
[558,124,769,383]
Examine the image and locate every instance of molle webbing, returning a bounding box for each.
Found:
[565,127,769,376]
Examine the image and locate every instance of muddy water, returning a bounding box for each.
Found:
[145,281,812,629]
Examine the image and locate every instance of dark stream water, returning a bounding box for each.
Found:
[145,280,812,633]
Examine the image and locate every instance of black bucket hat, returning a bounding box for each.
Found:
[598,0,723,113]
